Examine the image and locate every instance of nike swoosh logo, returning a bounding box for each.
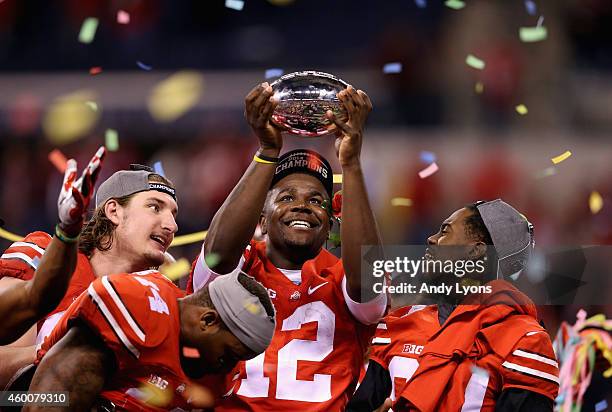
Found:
[307,282,329,295]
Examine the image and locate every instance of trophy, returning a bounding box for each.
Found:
[270,71,349,137]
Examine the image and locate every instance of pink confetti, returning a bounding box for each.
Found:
[182,346,200,358]
[117,10,130,24]
[48,149,68,173]
[418,162,439,179]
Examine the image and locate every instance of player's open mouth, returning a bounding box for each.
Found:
[284,219,316,230]
[150,235,168,248]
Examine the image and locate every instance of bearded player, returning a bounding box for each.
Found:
[26,269,275,411]
[0,160,179,386]
[348,200,559,412]
[186,82,387,411]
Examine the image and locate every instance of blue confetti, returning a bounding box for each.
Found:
[136,61,152,71]
[524,0,536,16]
[225,0,244,11]
[420,150,437,164]
[153,161,166,178]
[383,62,402,74]
[555,394,565,404]
[415,0,427,8]
[265,68,284,79]
[595,400,608,412]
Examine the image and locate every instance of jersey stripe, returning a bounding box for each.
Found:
[461,370,489,412]
[101,277,146,342]
[377,323,388,329]
[1,252,39,270]
[372,337,391,344]
[501,361,559,384]
[512,349,559,368]
[88,283,140,358]
[9,241,46,255]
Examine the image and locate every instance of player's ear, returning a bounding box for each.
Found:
[259,214,268,235]
[199,308,222,331]
[468,241,487,260]
[104,199,121,225]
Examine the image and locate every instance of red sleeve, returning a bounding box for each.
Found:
[0,231,51,281]
[501,331,560,400]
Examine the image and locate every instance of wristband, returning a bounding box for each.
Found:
[55,224,80,244]
[253,151,279,164]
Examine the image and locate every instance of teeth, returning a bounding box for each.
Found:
[288,220,310,228]
[151,236,164,245]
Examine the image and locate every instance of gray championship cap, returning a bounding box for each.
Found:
[95,164,176,208]
[476,199,535,280]
[208,271,275,354]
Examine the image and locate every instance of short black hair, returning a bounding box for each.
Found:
[464,203,494,245]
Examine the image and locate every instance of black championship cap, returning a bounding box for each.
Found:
[270,149,333,198]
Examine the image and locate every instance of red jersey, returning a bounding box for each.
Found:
[393,282,559,411]
[0,231,95,342]
[369,305,439,402]
[38,270,203,411]
[188,240,378,412]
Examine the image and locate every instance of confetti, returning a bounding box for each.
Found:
[519,26,548,43]
[537,15,544,27]
[515,104,528,115]
[117,10,130,24]
[551,150,572,164]
[524,0,536,15]
[48,149,68,173]
[225,0,244,10]
[383,62,402,74]
[105,129,119,152]
[466,54,485,70]
[333,174,342,184]
[475,82,484,94]
[43,90,99,145]
[204,253,221,269]
[89,66,102,75]
[415,0,427,8]
[265,68,284,79]
[534,166,556,179]
[78,17,99,44]
[138,381,173,407]
[418,162,439,179]
[148,71,204,122]
[595,400,608,412]
[244,299,261,315]
[589,191,603,214]
[419,150,436,164]
[137,61,153,71]
[182,346,200,358]
[171,230,208,247]
[445,0,465,10]
[391,197,413,207]
[85,101,98,111]
[160,258,191,280]
[153,161,166,177]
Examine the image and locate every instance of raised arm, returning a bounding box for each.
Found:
[0,147,104,345]
[24,324,114,412]
[327,86,382,302]
[203,82,284,273]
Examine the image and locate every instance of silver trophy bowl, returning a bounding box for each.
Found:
[270,71,349,137]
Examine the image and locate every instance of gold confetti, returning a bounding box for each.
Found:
[515,104,528,115]
[466,54,485,70]
[519,26,548,43]
[170,230,207,247]
[445,0,465,10]
[551,150,572,164]
[148,71,204,122]
[138,380,173,408]
[475,82,484,94]
[589,191,603,214]
[85,101,98,111]
[244,301,261,315]
[391,197,413,207]
[43,90,100,145]
[333,174,342,184]
[160,258,191,280]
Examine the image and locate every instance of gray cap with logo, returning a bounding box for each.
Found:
[476,199,535,280]
[95,165,176,208]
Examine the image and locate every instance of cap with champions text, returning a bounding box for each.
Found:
[271,149,333,198]
[476,199,535,280]
[95,164,176,208]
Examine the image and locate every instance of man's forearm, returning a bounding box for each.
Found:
[204,147,280,273]
[0,345,36,388]
[341,164,382,301]
[27,236,77,320]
